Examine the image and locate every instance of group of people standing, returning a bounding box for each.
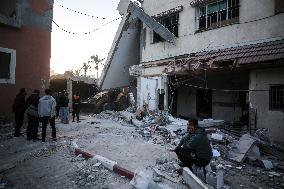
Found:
[55,91,81,124]
[12,88,81,142]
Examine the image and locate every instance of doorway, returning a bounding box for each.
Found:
[196,89,212,118]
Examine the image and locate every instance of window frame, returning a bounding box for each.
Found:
[196,0,239,31]
[269,84,284,111]
[0,1,21,28]
[0,47,16,84]
[152,13,180,44]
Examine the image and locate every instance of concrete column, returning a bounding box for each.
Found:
[136,76,141,108]
[163,75,169,111]
[67,78,72,110]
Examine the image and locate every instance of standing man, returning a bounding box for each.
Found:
[58,91,69,124]
[72,91,81,123]
[173,118,212,168]
[38,89,57,142]
[25,90,40,141]
[12,88,27,137]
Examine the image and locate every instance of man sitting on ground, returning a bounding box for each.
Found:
[174,118,212,168]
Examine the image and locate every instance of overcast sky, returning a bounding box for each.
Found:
[50,0,121,76]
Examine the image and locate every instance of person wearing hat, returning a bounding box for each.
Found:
[12,88,27,137]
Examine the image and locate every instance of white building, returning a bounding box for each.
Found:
[100,0,284,143]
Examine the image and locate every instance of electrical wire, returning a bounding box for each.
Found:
[52,17,122,35]
[54,3,107,20]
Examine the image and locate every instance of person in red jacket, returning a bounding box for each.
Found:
[12,88,27,137]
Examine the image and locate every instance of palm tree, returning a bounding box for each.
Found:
[90,55,104,79]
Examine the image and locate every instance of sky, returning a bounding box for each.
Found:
[50,0,121,77]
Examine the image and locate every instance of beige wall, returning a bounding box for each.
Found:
[141,0,284,63]
[249,67,284,143]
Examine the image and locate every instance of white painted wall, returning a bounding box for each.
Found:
[139,77,158,110]
[249,67,284,143]
[141,0,284,63]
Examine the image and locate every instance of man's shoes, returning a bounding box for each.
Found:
[52,138,57,141]
[42,139,45,142]
[72,120,75,122]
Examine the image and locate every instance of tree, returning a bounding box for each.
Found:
[90,55,104,79]
[81,62,91,77]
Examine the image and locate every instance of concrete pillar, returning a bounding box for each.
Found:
[163,75,169,111]
[67,78,72,110]
[136,76,141,108]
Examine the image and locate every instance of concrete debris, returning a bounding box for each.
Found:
[254,128,271,144]
[210,133,224,142]
[93,109,284,189]
[262,160,274,170]
[183,167,214,189]
[247,145,261,161]
[198,119,225,128]
[212,149,221,157]
[228,134,256,163]
[268,171,281,177]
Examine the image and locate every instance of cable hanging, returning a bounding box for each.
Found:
[54,3,107,20]
[52,17,122,35]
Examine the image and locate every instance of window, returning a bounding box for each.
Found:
[269,85,284,111]
[0,47,16,84]
[153,13,179,43]
[0,0,16,17]
[0,0,21,28]
[275,0,284,14]
[197,0,239,31]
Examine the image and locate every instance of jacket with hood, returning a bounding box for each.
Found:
[38,95,56,117]
[178,127,212,161]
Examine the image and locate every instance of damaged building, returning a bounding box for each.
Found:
[99,0,284,144]
[0,0,54,121]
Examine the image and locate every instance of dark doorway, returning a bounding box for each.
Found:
[196,89,212,118]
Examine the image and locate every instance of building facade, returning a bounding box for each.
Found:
[133,0,284,143]
[0,0,54,121]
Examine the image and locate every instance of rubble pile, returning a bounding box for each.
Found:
[70,155,110,188]
[95,109,284,188]
[0,123,14,142]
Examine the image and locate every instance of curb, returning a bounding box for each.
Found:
[71,140,134,180]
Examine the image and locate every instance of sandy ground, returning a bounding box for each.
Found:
[0,115,189,189]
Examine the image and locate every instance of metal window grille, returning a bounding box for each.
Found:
[197,0,239,30]
[269,85,284,110]
[153,13,179,43]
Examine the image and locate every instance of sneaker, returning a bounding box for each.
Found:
[52,138,57,141]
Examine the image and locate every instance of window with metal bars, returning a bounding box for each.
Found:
[269,85,284,111]
[197,0,239,31]
[153,13,179,43]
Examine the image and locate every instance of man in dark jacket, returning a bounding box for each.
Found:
[174,118,212,168]
[25,90,40,141]
[12,88,27,137]
[58,91,69,124]
[72,91,81,123]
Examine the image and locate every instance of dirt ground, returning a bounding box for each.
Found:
[0,115,188,189]
[0,114,283,189]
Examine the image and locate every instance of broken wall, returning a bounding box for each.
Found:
[249,67,284,143]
